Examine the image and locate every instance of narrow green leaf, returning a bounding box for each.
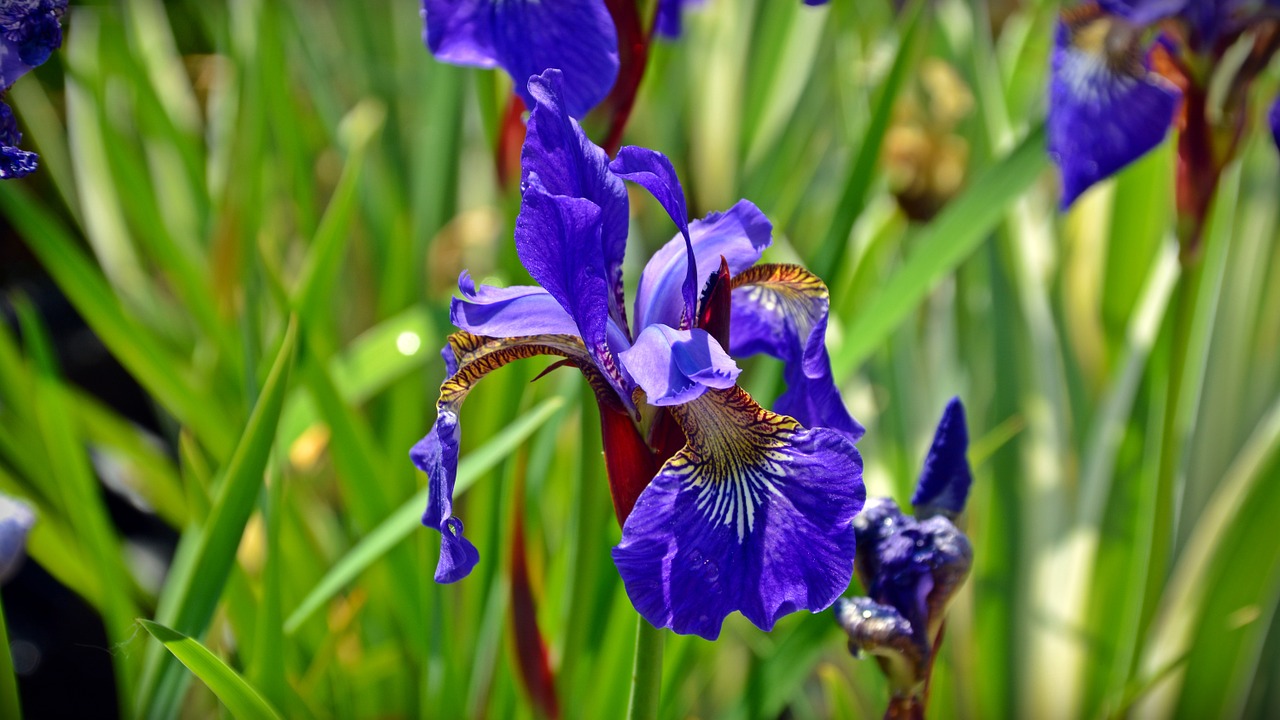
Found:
[139,620,284,720]
[831,124,1048,379]
[283,396,565,634]
[137,319,299,720]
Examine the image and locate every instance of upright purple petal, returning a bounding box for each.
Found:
[613,386,865,640]
[634,200,772,332]
[610,146,700,329]
[523,70,631,335]
[422,0,619,118]
[617,325,740,406]
[1269,95,1279,152]
[1048,15,1181,208]
[730,264,864,440]
[911,397,972,518]
[0,101,37,179]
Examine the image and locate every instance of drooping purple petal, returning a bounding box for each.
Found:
[0,0,66,88]
[612,386,865,640]
[1048,16,1181,208]
[0,493,35,583]
[730,264,864,440]
[0,101,36,179]
[633,199,772,333]
[617,325,740,406]
[911,397,972,518]
[523,70,631,334]
[1269,95,1279,152]
[421,0,619,118]
[609,146,701,328]
[416,332,619,582]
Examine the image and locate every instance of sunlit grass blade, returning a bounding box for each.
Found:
[139,619,284,720]
[831,124,1048,379]
[283,396,565,634]
[137,318,299,720]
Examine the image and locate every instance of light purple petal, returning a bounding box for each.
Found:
[610,147,700,329]
[910,397,973,518]
[612,387,865,640]
[0,494,35,583]
[450,271,581,337]
[1048,17,1181,208]
[731,266,863,440]
[618,325,739,406]
[422,0,619,117]
[634,200,772,332]
[523,70,631,335]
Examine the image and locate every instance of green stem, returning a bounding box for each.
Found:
[625,615,665,720]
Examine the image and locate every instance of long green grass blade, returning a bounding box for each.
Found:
[140,620,284,720]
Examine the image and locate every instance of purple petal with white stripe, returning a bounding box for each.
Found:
[618,325,740,406]
[421,0,619,118]
[633,199,772,332]
[612,386,864,640]
[1047,16,1181,208]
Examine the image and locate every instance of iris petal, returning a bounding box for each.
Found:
[1098,0,1187,25]
[523,70,632,335]
[1269,95,1279,152]
[634,199,773,332]
[730,264,864,440]
[421,0,619,118]
[618,325,740,407]
[910,397,973,519]
[415,332,618,582]
[1047,16,1180,208]
[612,386,864,640]
[450,271,582,338]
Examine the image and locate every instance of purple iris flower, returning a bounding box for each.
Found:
[1049,0,1280,208]
[835,398,973,701]
[655,0,829,39]
[414,68,866,640]
[421,0,619,118]
[1270,95,1280,150]
[0,0,66,179]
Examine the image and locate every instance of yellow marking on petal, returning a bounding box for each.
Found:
[438,331,615,411]
[731,263,829,342]
[666,386,803,542]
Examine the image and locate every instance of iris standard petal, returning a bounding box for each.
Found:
[610,146,701,329]
[0,101,37,179]
[618,325,740,406]
[730,264,864,440]
[524,70,631,332]
[515,181,632,401]
[422,0,619,118]
[415,331,619,582]
[612,386,865,640]
[633,199,773,332]
[911,397,973,518]
[450,271,581,338]
[1048,15,1181,208]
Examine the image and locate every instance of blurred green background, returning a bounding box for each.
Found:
[1,0,1279,717]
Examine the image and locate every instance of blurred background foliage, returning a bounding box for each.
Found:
[0,0,1279,717]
